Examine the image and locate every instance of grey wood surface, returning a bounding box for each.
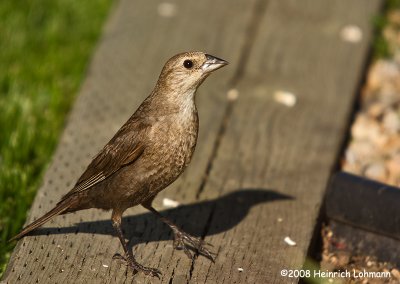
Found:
[2,0,382,283]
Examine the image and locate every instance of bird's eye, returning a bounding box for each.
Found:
[183,60,193,69]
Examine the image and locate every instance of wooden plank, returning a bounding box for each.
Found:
[2,0,260,283]
[189,1,382,283]
[2,1,383,284]
[326,172,400,239]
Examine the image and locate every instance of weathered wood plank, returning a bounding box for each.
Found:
[2,0,259,283]
[190,0,382,283]
[326,172,400,239]
[2,0,383,283]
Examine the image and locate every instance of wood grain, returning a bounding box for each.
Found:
[2,0,382,283]
[190,0,382,283]
[2,0,257,283]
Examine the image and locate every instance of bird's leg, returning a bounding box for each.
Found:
[111,210,161,278]
[142,202,215,261]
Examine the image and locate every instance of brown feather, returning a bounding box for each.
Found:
[10,196,77,241]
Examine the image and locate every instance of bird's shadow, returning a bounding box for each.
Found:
[31,189,292,250]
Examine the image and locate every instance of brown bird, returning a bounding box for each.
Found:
[11,52,228,277]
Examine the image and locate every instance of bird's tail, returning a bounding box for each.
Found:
[9,198,74,242]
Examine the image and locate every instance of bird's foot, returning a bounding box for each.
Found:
[113,254,161,278]
[172,228,215,262]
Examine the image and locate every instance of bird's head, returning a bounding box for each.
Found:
[158,51,228,93]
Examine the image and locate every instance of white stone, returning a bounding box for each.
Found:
[340,25,363,43]
[351,114,383,145]
[274,90,297,107]
[364,163,387,181]
[162,198,180,208]
[382,109,400,134]
[284,236,296,246]
[157,3,177,17]
[227,89,239,101]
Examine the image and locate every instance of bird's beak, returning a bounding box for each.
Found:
[201,54,229,73]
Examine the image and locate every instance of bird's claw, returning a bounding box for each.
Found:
[129,262,161,279]
[172,229,216,262]
[112,253,125,261]
[112,254,161,278]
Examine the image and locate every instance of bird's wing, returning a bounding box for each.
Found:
[74,143,145,193]
[60,118,148,201]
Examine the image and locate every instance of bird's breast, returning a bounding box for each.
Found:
[155,111,198,167]
[140,109,198,194]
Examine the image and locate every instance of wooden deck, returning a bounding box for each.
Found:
[2,0,382,283]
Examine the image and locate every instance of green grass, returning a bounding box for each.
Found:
[372,0,400,58]
[0,0,112,276]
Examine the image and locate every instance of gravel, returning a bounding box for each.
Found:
[321,9,400,284]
